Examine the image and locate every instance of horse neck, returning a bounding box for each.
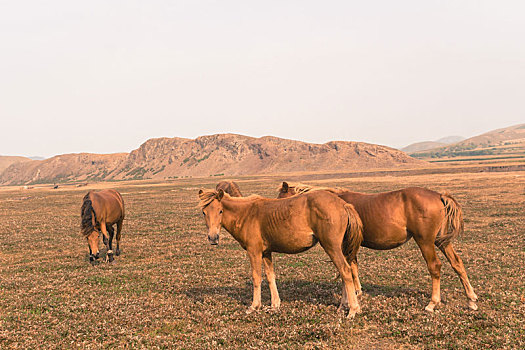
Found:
[220,197,253,239]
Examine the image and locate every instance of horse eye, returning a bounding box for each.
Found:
[202,211,206,216]
[219,210,223,214]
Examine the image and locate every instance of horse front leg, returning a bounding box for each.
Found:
[107,225,115,262]
[263,252,280,310]
[246,249,263,313]
[100,224,114,263]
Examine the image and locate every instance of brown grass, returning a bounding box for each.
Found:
[0,172,523,349]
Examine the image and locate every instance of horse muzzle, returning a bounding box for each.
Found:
[89,253,100,262]
[208,234,220,245]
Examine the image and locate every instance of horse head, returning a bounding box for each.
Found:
[198,189,225,245]
[277,182,295,199]
[86,229,100,263]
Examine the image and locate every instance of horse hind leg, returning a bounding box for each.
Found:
[338,257,362,311]
[438,243,478,310]
[350,257,362,296]
[414,237,442,312]
[321,243,360,318]
[115,220,123,256]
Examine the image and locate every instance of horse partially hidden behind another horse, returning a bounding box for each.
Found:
[277,182,478,312]
[216,181,243,197]
[198,188,364,318]
[81,189,125,264]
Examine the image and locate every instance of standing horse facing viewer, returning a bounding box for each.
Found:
[81,189,125,264]
[278,182,478,312]
[198,188,363,318]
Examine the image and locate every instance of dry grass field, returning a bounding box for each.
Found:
[0,171,523,349]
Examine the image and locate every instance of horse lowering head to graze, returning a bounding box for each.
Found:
[81,189,125,265]
[198,188,363,318]
[277,181,477,312]
[216,181,243,197]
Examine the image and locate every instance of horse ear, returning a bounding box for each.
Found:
[198,189,203,195]
[217,189,224,201]
[281,182,289,192]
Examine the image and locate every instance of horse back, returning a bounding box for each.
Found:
[90,189,125,224]
[339,187,444,248]
[257,191,348,238]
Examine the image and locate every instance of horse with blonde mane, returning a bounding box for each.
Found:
[216,180,243,197]
[81,189,125,264]
[198,188,363,317]
[277,182,478,312]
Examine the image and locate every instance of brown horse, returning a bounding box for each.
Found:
[81,189,125,264]
[216,181,243,197]
[278,182,478,312]
[198,188,363,317]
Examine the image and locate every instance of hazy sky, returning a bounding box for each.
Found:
[1,1,524,158]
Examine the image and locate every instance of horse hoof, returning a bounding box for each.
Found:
[246,306,259,314]
[346,309,358,318]
[425,304,436,312]
[468,301,478,311]
[337,303,348,313]
[356,290,363,297]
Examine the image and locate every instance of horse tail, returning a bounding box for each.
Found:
[342,203,363,262]
[81,192,97,236]
[436,192,464,248]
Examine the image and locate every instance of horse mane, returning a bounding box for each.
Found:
[199,189,262,209]
[198,189,220,208]
[284,182,342,196]
[80,192,96,237]
[216,181,243,197]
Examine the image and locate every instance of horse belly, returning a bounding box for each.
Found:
[268,231,318,254]
[361,227,412,250]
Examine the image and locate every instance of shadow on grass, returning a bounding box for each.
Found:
[183,279,431,309]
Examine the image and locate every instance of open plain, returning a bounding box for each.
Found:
[0,171,523,349]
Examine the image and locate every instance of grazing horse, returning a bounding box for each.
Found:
[81,189,125,264]
[216,181,243,197]
[277,182,478,312]
[198,188,363,317]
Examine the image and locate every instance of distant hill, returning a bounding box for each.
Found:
[436,136,465,144]
[401,141,447,154]
[401,136,465,153]
[0,155,32,174]
[0,134,426,185]
[409,124,525,163]
[0,153,128,185]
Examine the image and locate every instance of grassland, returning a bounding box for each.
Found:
[0,171,523,349]
[411,139,525,167]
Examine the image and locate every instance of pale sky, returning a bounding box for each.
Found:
[1,1,524,158]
